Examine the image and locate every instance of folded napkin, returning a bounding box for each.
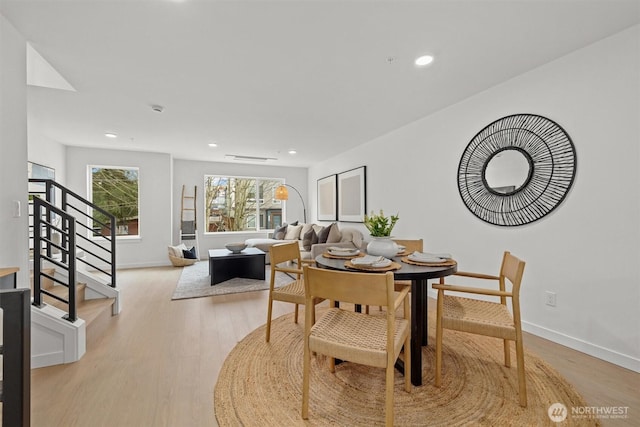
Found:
[409,252,452,262]
[329,246,357,253]
[351,255,388,266]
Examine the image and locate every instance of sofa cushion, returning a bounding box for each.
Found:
[317,224,333,243]
[312,224,325,235]
[284,224,303,240]
[273,224,288,240]
[327,223,342,243]
[302,228,318,251]
[340,228,363,247]
[300,223,314,240]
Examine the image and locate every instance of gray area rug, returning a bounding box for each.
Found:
[172,261,292,300]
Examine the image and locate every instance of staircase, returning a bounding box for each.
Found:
[29,179,121,368]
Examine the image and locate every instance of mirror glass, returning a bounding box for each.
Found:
[484,149,531,194]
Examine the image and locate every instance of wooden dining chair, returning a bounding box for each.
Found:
[369,238,424,313]
[393,238,424,254]
[433,251,527,406]
[392,238,423,290]
[265,241,323,343]
[302,266,411,426]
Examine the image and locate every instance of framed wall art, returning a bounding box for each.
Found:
[317,174,337,221]
[337,166,366,222]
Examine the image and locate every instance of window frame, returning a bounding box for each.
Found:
[88,165,140,240]
[203,174,283,234]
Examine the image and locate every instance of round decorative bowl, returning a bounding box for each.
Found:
[225,242,247,254]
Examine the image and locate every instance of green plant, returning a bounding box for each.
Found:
[364,210,399,237]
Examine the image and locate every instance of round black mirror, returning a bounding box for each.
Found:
[482,148,533,195]
[458,114,576,226]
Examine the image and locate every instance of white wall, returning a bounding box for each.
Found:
[66,147,173,268]
[309,26,640,371]
[27,116,66,186]
[0,15,30,287]
[173,159,307,257]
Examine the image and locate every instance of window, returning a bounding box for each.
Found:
[204,175,282,232]
[89,166,139,237]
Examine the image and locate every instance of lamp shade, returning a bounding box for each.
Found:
[275,185,289,201]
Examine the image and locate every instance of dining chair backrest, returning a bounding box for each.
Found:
[500,251,526,297]
[393,239,423,253]
[303,266,395,308]
[269,241,302,266]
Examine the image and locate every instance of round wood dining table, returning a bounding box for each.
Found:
[315,254,457,386]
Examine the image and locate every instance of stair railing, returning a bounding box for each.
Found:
[0,287,31,426]
[32,197,78,322]
[29,178,116,288]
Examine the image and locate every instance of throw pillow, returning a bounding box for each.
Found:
[290,220,299,226]
[168,243,188,258]
[317,223,333,244]
[167,245,181,258]
[284,224,303,240]
[302,228,318,251]
[326,223,342,243]
[182,246,197,259]
[300,223,313,239]
[273,224,288,240]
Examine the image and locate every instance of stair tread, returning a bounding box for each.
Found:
[38,283,114,325]
[39,283,86,310]
[42,283,86,298]
[77,297,115,325]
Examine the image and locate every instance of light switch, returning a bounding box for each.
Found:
[13,200,21,217]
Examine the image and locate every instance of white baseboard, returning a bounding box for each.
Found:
[96,260,171,270]
[31,350,65,369]
[522,321,640,373]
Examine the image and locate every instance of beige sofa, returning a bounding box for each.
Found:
[245,223,364,264]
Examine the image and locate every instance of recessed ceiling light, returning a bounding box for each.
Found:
[104,132,118,138]
[415,55,434,67]
[288,150,297,155]
[208,142,218,147]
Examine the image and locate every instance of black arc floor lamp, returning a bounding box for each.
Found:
[274,184,307,223]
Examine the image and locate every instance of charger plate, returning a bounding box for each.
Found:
[322,251,365,259]
[344,260,401,271]
[401,256,457,267]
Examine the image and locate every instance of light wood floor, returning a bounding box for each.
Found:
[29,266,639,426]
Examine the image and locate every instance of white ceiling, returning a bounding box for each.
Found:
[2,0,639,167]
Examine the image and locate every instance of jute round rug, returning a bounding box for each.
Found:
[215,309,598,426]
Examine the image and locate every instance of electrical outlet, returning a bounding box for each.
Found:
[545,291,557,307]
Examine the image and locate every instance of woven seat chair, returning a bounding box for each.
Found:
[368,238,423,313]
[433,251,527,407]
[392,238,423,291]
[302,266,411,426]
[265,241,321,343]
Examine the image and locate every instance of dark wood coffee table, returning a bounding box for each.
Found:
[208,248,266,285]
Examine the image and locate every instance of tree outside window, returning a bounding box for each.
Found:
[90,166,139,237]
[204,175,282,232]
